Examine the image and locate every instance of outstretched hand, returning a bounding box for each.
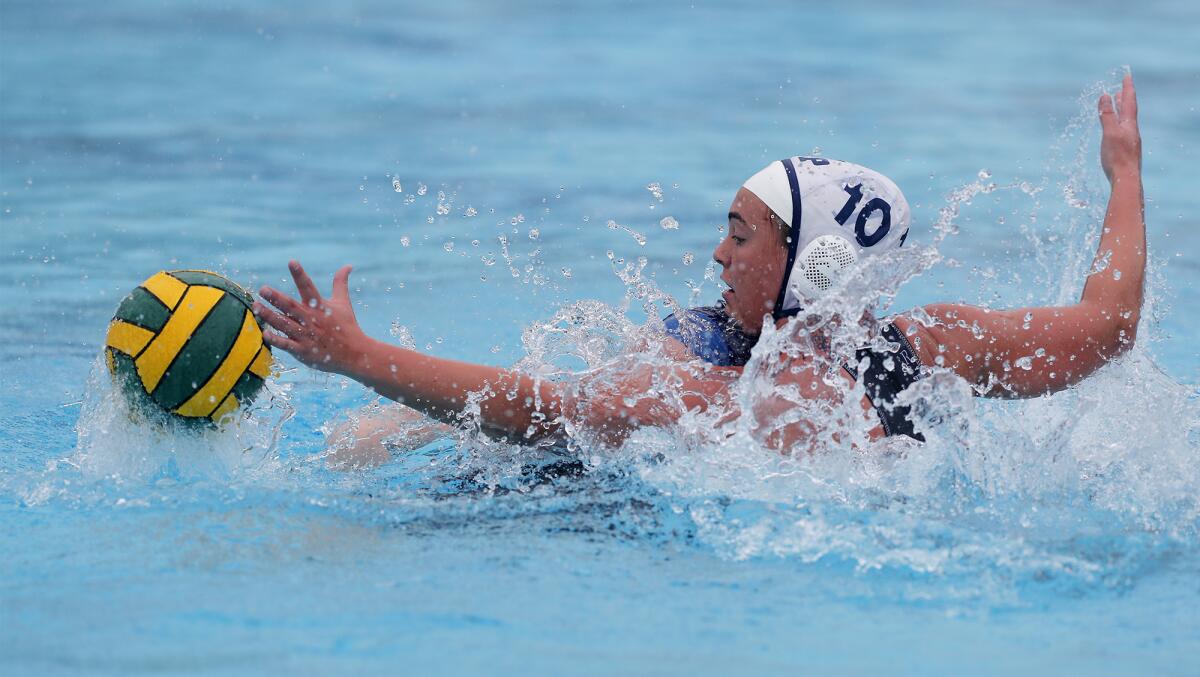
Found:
[254,260,367,375]
[1098,73,1141,183]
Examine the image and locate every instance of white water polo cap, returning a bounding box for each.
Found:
[742,156,911,319]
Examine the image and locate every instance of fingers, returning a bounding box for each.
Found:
[1120,72,1137,121]
[253,301,303,337]
[258,285,309,323]
[1098,92,1117,132]
[289,260,322,307]
[262,329,302,354]
[332,265,353,303]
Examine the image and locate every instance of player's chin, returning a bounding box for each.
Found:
[725,301,753,332]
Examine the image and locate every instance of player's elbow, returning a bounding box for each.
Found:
[1110,321,1137,358]
[1109,301,1141,357]
[1097,311,1138,361]
[1079,301,1139,360]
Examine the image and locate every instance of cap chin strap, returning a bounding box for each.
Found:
[770,157,804,321]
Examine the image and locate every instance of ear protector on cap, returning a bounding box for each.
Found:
[741,157,911,319]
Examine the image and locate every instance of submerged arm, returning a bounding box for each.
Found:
[324,402,453,469]
[898,73,1145,398]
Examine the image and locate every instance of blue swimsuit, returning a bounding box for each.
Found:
[661,305,756,367]
[663,306,925,441]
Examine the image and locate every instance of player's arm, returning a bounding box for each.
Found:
[254,264,566,442]
[254,262,739,444]
[896,74,1145,398]
[325,332,701,467]
[739,353,869,452]
[323,402,453,469]
[563,357,741,447]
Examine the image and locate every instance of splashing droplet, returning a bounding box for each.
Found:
[660,216,679,230]
[389,321,416,349]
[391,179,403,193]
[606,219,646,246]
[1063,183,1089,209]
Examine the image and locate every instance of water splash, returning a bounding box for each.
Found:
[8,357,299,511]
[32,74,1197,608]
[421,73,1199,602]
[606,219,647,246]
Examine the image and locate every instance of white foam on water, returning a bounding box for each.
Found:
[41,357,298,498]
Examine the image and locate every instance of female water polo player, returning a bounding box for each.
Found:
[255,74,1145,455]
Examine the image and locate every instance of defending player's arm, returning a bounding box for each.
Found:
[896,74,1145,398]
[254,262,739,444]
[255,265,565,442]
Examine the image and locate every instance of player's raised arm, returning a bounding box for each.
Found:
[896,73,1145,398]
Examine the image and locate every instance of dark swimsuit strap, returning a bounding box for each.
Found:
[842,322,925,442]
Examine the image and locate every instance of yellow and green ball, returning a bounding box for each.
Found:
[104,270,273,424]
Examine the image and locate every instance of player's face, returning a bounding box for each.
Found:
[712,188,787,334]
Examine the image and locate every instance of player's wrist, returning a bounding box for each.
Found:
[332,332,377,379]
[1105,163,1141,185]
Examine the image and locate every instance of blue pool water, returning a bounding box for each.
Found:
[2,1,1199,673]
